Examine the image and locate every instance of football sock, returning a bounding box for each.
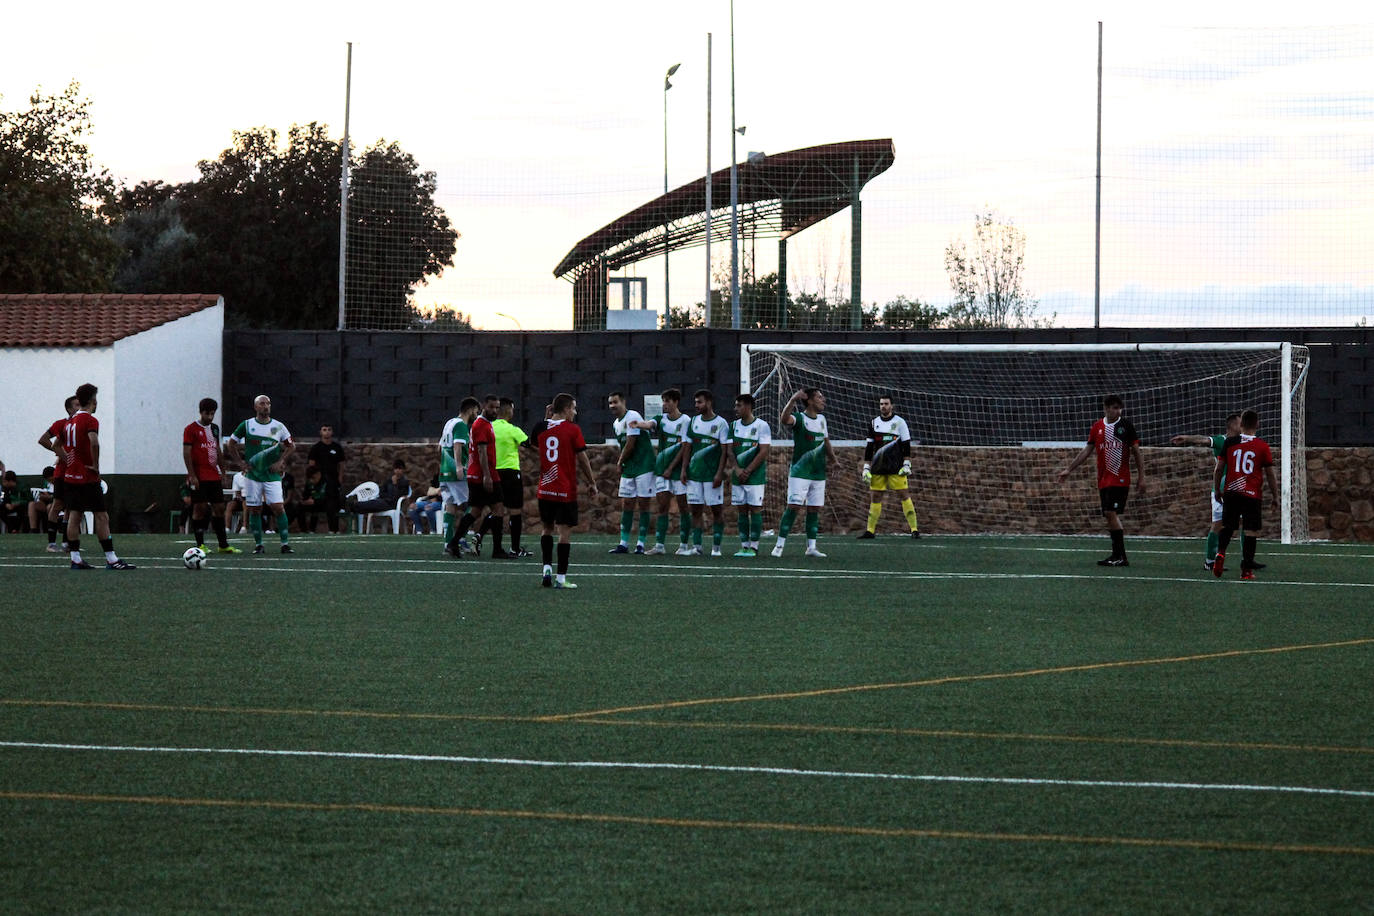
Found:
[210,516,228,548]
[100,538,118,564]
[457,513,475,539]
[779,507,797,538]
[541,533,554,565]
[805,511,820,543]
[276,513,290,543]
[193,518,207,547]
[443,512,453,543]
[249,514,264,546]
[1206,530,1219,562]
[738,513,750,545]
[619,510,633,546]
[655,514,670,545]
[1109,529,1125,558]
[712,521,724,547]
[751,511,764,546]
[1217,526,1236,556]
[901,498,918,532]
[69,539,81,563]
[638,511,651,544]
[509,515,522,551]
[1242,532,1258,568]
[679,513,691,544]
[556,541,570,575]
[46,519,57,544]
[867,503,882,533]
[691,525,703,546]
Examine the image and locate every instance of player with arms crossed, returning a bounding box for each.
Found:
[858,394,920,539]
[36,395,79,553]
[632,388,693,556]
[728,393,771,557]
[62,383,134,569]
[683,389,731,556]
[440,397,479,558]
[225,394,295,555]
[772,388,836,558]
[1212,409,1279,580]
[183,397,240,554]
[1171,413,1256,572]
[1057,394,1147,567]
[536,393,596,589]
[607,391,655,554]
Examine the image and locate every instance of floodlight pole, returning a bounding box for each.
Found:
[705,33,712,328]
[664,63,679,328]
[1094,21,1103,329]
[729,0,740,328]
[337,41,352,332]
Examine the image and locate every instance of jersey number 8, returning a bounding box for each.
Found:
[545,438,559,462]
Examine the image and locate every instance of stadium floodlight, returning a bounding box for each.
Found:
[741,342,1310,544]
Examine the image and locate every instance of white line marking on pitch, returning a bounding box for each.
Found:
[2,740,1371,800]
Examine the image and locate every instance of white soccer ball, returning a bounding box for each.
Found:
[182,546,208,570]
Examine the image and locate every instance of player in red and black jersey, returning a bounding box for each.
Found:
[1212,409,1279,580]
[459,394,510,558]
[536,393,595,589]
[1057,394,1148,567]
[61,383,134,570]
[36,395,79,553]
[184,397,240,554]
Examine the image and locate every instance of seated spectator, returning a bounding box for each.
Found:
[347,459,411,517]
[28,467,55,536]
[299,467,328,533]
[407,476,443,534]
[281,471,301,532]
[1,471,28,532]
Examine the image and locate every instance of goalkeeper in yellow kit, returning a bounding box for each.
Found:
[858,395,920,539]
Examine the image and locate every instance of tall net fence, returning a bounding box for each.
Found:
[744,344,1310,542]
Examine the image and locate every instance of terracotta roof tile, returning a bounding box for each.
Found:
[0,294,223,347]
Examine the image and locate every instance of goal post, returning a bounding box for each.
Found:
[741,342,1311,544]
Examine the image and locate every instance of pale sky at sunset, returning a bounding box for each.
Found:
[4,0,1372,329]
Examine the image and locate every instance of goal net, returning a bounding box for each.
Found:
[741,343,1310,544]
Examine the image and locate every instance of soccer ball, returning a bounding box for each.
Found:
[182,546,208,570]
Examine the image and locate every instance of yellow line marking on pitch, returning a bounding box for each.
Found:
[3,790,1370,857]
[540,637,1374,720]
[0,698,544,725]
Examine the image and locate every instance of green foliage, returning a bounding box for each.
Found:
[672,272,939,331]
[409,304,474,330]
[114,123,458,330]
[0,82,122,292]
[943,210,1049,328]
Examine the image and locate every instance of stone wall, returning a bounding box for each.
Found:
[282,441,1374,541]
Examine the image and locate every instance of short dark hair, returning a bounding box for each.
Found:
[879,393,894,404]
[608,391,625,401]
[1241,409,1260,429]
[63,396,79,412]
[735,392,755,407]
[199,397,218,413]
[1225,412,1242,425]
[42,466,55,479]
[75,383,98,406]
[693,389,713,404]
[1103,394,1124,409]
[483,394,500,404]
[661,388,681,403]
[499,396,515,408]
[801,387,820,406]
[2,470,15,482]
[393,459,407,469]
[459,396,480,413]
[552,392,575,414]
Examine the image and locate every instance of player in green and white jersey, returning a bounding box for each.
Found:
[630,387,693,555]
[608,391,656,554]
[682,389,731,556]
[225,394,295,555]
[1171,412,1250,571]
[440,396,479,558]
[728,393,771,557]
[772,388,836,558]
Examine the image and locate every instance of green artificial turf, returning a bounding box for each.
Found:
[1,531,1371,912]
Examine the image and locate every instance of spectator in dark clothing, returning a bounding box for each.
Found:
[307,425,347,533]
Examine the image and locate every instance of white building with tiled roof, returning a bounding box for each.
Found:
[0,294,224,476]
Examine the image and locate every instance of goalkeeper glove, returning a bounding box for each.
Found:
[861,464,872,483]
[901,460,912,477]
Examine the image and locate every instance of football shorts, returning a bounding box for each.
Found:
[685,480,724,506]
[1099,485,1129,516]
[538,498,578,527]
[498,469,524,510]
[786,476,826,507]
[190,480,225,504]
[65,481,106,513]
[241,479,284,508]
[868,473,908,492]
[730,483,765,507]
[440,480,469,509]
[1221,492,1262,531]
[654,476,689,497]
[618,471,656,500]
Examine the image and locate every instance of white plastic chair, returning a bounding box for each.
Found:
[366,496,406,535]
[345,481,379,533]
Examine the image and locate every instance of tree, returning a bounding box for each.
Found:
[114,123,458,329]
[877,295,946,329]
[0,82,122,292]
[943,210,1047,328]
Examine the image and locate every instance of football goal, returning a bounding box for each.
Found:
[740,342,1311,543]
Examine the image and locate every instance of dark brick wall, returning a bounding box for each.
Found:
[224,327,1374,446]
